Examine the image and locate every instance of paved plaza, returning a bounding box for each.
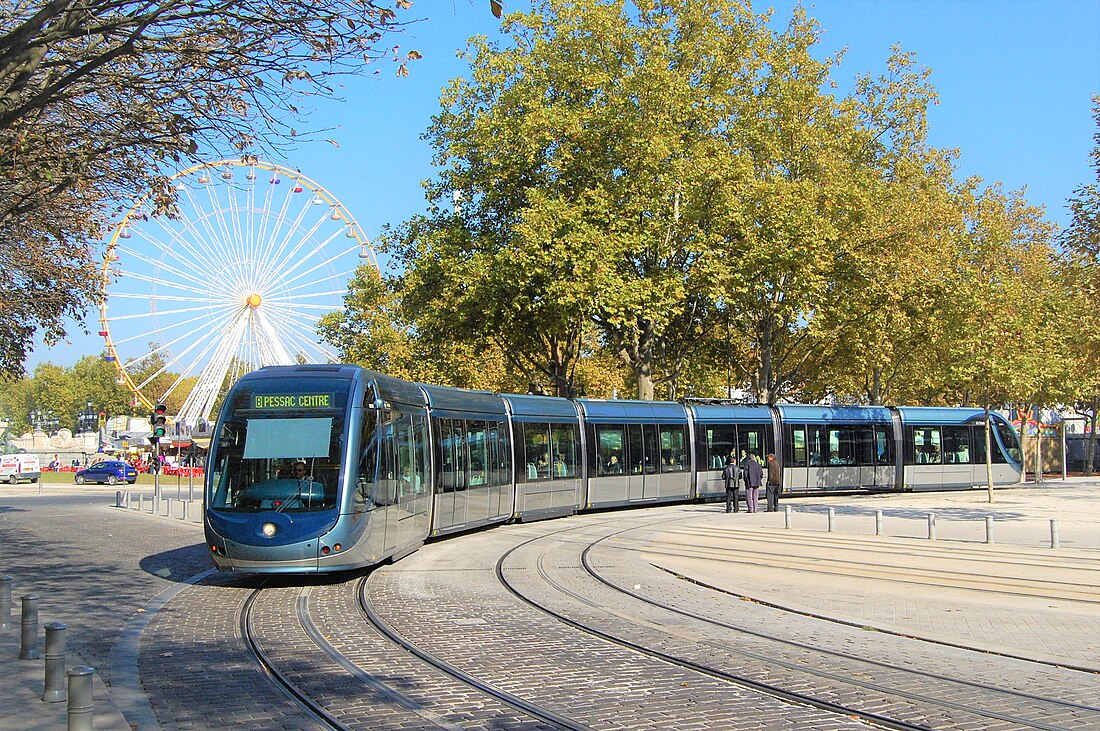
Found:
[0,478,1097,729]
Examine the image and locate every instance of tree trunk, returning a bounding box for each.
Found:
[984,406,994,503]
[1086,404,1098,475]
[1034,415,1043,483]
[1016,403,1031,484]
[869,367,883,406]
[635,319,655,401]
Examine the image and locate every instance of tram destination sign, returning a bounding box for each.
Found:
[252,393,335,410]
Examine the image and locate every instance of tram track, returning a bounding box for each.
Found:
[356,575,586,730]
[239,584,352,731]
[238,576,571,730]
[495,518,1100,731]
[583,538,1100,728]
[641,527,1100,605]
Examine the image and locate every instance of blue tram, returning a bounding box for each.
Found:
[204,365,1023,573]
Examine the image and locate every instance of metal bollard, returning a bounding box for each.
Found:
[153,494,160,514]
[875,510,883,536]
[43,622,67,702]
[20,593,40,659]
[927,513,937,540]
[827,507,835,532]
[783,505,791,529]
[182,500,189,521]
[67,665,95,731]
[137,493,143,512]
[985,515,995,544]
[1050,518,1060,549]
[115,490,122,507]
[165,497,172,517]
[0,575,12,631]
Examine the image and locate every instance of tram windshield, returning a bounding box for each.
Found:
[207,381,348,512]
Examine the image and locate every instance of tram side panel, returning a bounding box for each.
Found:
[775,406,895,493]
[899,411,1023,490]
[687,405,774,501]
[512,419,581,520]
[578,400,693,509]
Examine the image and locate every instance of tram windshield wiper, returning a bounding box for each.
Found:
[274,480,306,513]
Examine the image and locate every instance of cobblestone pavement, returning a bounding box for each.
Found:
[1,480,1098,730]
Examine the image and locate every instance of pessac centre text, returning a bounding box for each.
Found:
[252,394,333,410]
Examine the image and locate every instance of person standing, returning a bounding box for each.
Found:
[743,452,763,513]
[765,453,782,511]
[722,456,740,513]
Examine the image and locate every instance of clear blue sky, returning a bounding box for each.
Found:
[28,0,1100,372]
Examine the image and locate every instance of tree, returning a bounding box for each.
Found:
[940,182,1061,500]
[0,0,417,376]
[1060,95,1100,473]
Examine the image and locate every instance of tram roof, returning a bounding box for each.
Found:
[774,404,893,424]
[501,394,579,422]
[421,383,507,419]
[895,407,990,426]
[361,369,427,408]
[576,399,688,424]
[686,403,773,423]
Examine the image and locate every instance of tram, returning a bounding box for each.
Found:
[203,365,1024,573]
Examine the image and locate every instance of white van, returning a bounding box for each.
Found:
[0,454,41,484]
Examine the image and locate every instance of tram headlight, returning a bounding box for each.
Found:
[261,522,277,538]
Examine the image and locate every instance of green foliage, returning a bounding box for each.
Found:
[322,0,1079,417]
[0,0,416,377]
[0,355,135,432]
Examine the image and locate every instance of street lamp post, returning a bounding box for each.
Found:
[77,401,96,433]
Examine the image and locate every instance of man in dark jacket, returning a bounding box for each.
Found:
[743,453,763,513]
[722,456,740,513]
[765,453,782,511]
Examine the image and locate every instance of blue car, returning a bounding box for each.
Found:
[75,460,138,486]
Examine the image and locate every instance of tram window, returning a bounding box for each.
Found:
[642,424,659,474]
[994,421,1022,464]
[706,425,736,470]
[660,425,687,472]
[857,428,874,466]
[357,413,379,509]
[413,415,430,493]
[393,413,423,498]
[807,425,826,466]
[913,427,942,464]
[786,426,807,467]
[943,426,971,464]
[438,419,467,492]
[380,412,398,503]
[827,427,856,466]
[741,427,764,462]
[466,421,489,487]
[874,426,893,465]
[523,422,551,480]
[488,421,510,486]
[628,424,643,474]
[550,422,578,479]
[596,425,626,475]
[970,424,988,464]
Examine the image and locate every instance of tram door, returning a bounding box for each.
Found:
[738,427,767,470]
[382,410,430,557]
[626,424,644,500]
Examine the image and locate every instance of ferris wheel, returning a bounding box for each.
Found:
[98,159,377,430]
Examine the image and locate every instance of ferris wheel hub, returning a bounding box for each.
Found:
[246,293,262,308]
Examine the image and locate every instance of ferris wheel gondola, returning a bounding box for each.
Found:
[98,159,377,430]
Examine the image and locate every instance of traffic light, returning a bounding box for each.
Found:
[151,403,168,443]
